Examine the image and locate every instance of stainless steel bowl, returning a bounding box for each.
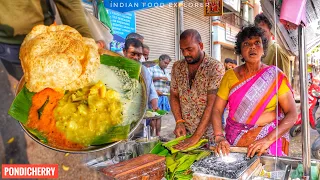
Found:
[15,74,147,153]
[135,136,160,156]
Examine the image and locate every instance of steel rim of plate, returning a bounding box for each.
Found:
[16,74,147,153]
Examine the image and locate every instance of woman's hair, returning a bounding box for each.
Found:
[234,25,269,57]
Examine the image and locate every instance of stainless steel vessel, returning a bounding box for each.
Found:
[15,73,147,153]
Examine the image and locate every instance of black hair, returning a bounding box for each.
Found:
[234,25,269,57]
[124,38,143,51]
[232,60,237,65]
[159,54,171,61]
[254,13,272,30]
[224,58,233,63]
[143,44,150,50]
[180,29,202,43]
[126,32,144,40]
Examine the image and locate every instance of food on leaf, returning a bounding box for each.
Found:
[9,25,145,151]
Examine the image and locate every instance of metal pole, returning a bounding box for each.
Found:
[176,1,184,60]
[92,0,99,19]
[298,25,311,179]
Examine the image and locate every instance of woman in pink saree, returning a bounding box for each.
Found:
[212,26,297,157]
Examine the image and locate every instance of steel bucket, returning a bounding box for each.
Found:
[135,136,160,156]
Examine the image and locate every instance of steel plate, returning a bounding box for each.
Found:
[15,73,147,153]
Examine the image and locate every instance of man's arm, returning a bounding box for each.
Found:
[54,0,93,38]
[153,77,168,82]
[149,76,159,110]
[192,93,216,139]
[169,62,187,137]
[170,89,182,122]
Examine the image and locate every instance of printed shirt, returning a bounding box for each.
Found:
[148,65,171,93]
[171,54,225,135]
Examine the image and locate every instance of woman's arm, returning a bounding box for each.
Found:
[212,96,229,155]
[247,91,297,157]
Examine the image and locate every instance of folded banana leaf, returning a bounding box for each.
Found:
[8,85,35,124]
[91,124,130,145]
[163,135,208,154]
[100,54,141,80]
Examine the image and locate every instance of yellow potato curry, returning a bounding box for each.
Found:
[54,81,123,146]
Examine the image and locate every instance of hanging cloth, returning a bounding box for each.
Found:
[279,0,307,27]
[98,0,114,34]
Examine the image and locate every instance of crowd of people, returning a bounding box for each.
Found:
[0,0,297,158]
[121,13,297,157]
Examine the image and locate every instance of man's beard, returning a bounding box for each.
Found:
[185,54,201,64]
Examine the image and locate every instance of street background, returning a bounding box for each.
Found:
[0,62,318,179]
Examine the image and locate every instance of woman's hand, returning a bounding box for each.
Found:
[247,137,273,157]
[214,136,230,156]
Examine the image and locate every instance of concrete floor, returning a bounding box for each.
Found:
[0,61,318,179]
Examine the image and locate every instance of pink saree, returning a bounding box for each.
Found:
[224,66,291,156]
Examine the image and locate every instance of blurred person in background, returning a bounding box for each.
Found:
[224,58,234,71]
[148,54,172,136]
[254,13,290,79]
[142,44,150,61]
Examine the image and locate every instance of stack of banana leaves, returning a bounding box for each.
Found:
[150,135,210,180]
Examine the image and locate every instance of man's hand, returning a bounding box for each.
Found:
[161,77,169,81]
[174,123,186,137]
[174,135,200,150]
[151,98,158,111]
[157,90,163,96]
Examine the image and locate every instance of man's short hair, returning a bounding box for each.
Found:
[126,32,144,41]
[232,60,237,65]
[159,54,171,61]
[143,44,150,50]
[254,13,272,30]
[124,38,143,51]
[224,58,233,64]
[180,29,202,43]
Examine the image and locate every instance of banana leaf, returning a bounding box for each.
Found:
[174,171,193,180]
[147,109,168,115]
[8,86,35,124]
[91,124,130,145]
[100,54,141,80]
[27,128,48,144]
[175,154,197,172]
[150,142,165,154]
[157,149,169,157]
[163,135,191,149]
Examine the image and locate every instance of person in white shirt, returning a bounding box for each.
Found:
[148,54,172,136]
